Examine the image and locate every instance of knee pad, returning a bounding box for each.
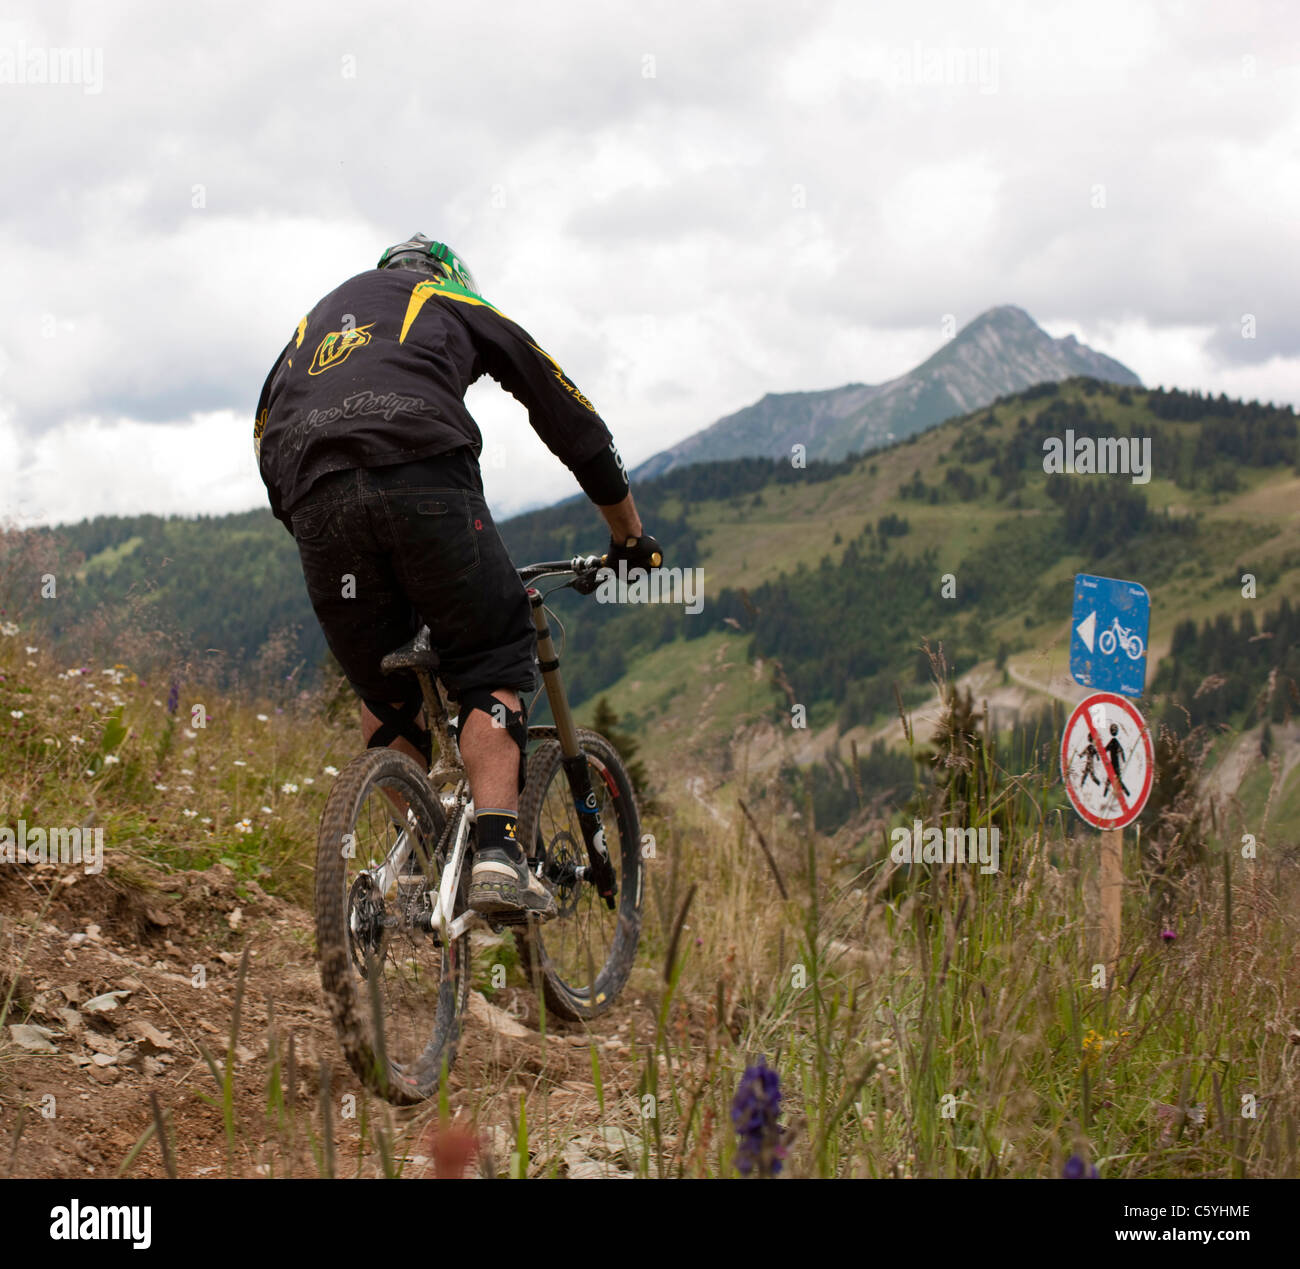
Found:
[454,688,528,791]
[364,694,432,766]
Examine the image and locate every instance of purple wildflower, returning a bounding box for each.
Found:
[1062,1154,1100,1179]
[731,1057,785,1177]
[167,680,180,715]
[1161,929,1176,943]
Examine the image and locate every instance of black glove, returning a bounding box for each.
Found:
[605,532,664,573]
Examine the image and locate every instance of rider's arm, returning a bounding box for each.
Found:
[451,299,630,507]
[598,491,644,542]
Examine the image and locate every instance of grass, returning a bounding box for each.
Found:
[2,585,1299,1181]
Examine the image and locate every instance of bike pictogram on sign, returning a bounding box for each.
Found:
[1060,692,1153,830]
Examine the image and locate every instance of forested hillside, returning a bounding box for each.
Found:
[9,380,1297,749]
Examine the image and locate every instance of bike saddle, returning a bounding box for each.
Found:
[380,626,441,676]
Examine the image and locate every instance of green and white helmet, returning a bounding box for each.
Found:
[377,233,478,292]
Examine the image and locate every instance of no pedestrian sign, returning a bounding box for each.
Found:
[1060,692,1153,829]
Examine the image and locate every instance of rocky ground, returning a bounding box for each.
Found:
[0,857,675,1179]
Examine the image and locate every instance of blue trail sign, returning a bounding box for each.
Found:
[1069,573,1150,698]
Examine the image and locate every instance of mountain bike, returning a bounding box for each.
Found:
[314,554,645,1105]
[1097,616,1144,661]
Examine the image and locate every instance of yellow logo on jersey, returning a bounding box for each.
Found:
[309,323,374,376]
[529,342,597,412]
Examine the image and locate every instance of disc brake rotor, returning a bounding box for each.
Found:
[541,828,585,918]
[347,873,387,975]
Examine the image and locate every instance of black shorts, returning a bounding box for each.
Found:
[287,448,538,706]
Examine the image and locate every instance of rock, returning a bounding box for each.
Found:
[216,952,240,967]
[84,1032,121,1057]
[82,990,131,1014]
[562,1144,609,1179]
[563,1142,633,1179]
[467,992,533,1040]
[477,1126,514,1175]
[9,1024,58,1053]
[68,933,88,948]
[227,907,242,930]
[58,1008,84,1034]
[90,1052,118,1067]
[124,1020,174,1053]
[591,1125,644,1164]
[88,1063,120,1084]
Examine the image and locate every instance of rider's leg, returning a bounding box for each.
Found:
[359,699,430,826]
[360,700,427,765]
[459,686,555,919]
[458,687,528,867]
[458,688,522,812]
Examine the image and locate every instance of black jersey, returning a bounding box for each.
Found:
[255,268,625,526]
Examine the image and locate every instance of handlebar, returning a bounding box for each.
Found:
[516,553,606,584]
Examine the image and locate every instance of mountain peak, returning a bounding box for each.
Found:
[967,304,1036,328]
[629,306,1141,482]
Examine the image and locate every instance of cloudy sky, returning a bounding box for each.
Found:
[1,0,1296,528]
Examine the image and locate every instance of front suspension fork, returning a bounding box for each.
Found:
[529,590,618,907]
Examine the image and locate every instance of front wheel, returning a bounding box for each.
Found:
[518,730,643,1022]
[1098,628,1117,656]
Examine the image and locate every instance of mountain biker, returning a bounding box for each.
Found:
[254,233,663,921]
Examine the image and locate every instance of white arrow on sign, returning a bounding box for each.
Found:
[1076,609,1096,653]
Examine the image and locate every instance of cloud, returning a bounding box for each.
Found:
[0,0,1296,527]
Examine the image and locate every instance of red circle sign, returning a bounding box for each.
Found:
[1060,692,1153,829]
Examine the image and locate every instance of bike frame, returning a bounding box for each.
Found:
[369,555,618,940]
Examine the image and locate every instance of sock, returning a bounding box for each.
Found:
[475,809,523,863]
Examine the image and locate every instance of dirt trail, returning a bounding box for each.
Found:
[0,859,659,1179]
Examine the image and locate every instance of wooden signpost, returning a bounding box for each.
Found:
[1061,691,1154,971]
[1065,573,1154,971]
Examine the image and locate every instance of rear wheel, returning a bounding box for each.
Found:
[518,730,643,1021]
[315,748,470,1104]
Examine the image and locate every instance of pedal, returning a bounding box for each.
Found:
[488,911,532,930]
